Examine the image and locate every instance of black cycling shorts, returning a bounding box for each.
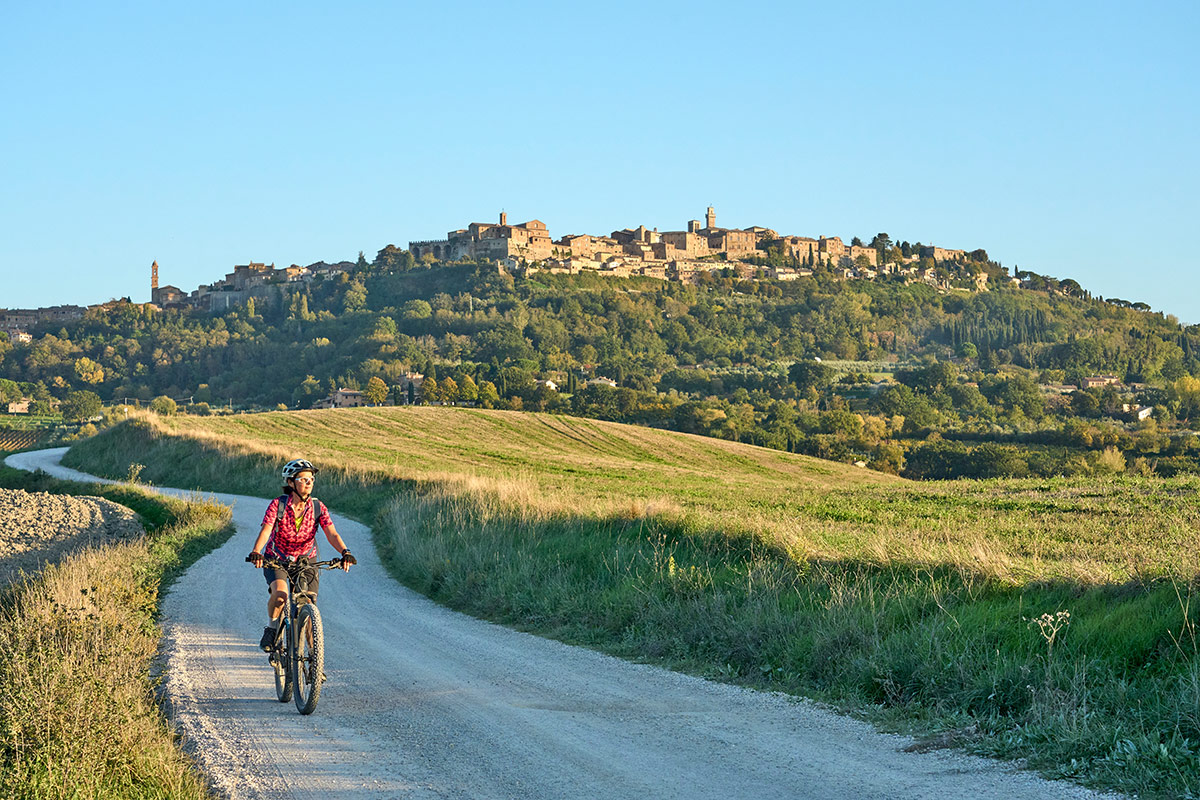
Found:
[262,565,319,599]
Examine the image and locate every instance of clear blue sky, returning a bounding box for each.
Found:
[2,2,1197,321]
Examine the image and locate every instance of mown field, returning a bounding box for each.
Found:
[65,408,1200,798]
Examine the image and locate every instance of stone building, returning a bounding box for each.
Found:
[708,228,756,256]
[848,245,879,266]
[0,305,85,335]
[920,246,966,263]
[659,230,712,258]
[224,262,277,291]
[556,233,619,259]
[410,212,554,262]
[819,236,846,262]
[151,284,187,306]
[777,236,821,262]
[652,208,761,259]
[313,388,367,409]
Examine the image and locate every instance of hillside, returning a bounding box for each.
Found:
[6,260,1200,479]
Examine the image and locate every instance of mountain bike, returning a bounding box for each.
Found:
[246,555,344,715]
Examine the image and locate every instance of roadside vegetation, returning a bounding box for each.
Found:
[65,408,1200,798]
[0,465,232,799]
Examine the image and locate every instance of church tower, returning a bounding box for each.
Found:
[151,260,159,291]
[705,206,716,230]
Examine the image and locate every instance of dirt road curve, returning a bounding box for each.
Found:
[6,448,1117,800]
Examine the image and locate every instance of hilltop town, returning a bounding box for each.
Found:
[410,207,988,289]
[2,207,1034,336]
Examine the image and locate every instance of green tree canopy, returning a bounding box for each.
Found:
[365,376,389,405]
[61,390,102,422]
[149,395,177,416]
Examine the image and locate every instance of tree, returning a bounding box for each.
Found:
[457,374,478,404]
[874,384,939,430]
[365,376,388,405]
[375,244,414,271]
[294,375,323,407]
[898,361,957,394]
[150,395,177,416]
[1070,390,1101,418]
[402,299,432,320]
[62,390,102,422]
[1168,375,1200,421]
[477,380,499,408]
[0,378,20,402]
[422,377,439,404]
[342,280,368,312]
[73,357,104,384]
[439,376,459,404]
[788,360,834,393]
[819,409,864,437]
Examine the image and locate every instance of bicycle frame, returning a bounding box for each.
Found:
[249,555,344,714]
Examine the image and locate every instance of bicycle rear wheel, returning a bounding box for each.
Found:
[292,603,324,715]
[273,619,292,703]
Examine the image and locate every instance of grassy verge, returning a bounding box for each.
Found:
[64,411,1200,798]
[0,465,234,799]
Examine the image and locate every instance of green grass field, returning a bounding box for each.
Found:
[64,408,1200,798]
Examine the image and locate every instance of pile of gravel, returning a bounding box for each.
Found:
[0,488,145,585]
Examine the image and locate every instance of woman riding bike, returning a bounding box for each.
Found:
[247,459,355,651]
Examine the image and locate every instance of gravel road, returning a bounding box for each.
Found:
[6,448,1119,800]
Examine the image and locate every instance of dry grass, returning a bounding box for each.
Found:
[103,408,1200,586]
[0,477,230,800]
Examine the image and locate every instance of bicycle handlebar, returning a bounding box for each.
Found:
[246,555,345,570]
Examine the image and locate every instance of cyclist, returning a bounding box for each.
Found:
[247,459,356,651]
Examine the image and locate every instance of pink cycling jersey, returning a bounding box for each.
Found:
[261,495,333,559]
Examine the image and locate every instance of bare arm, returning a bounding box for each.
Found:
[322,522,352,571]
[251,522,273,554]
[248,521,273,566]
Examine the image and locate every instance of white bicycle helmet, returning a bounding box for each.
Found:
[282,459,319,480]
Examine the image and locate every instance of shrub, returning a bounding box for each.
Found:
[149,396,177,416]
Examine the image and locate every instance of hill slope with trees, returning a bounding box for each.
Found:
[3,257,1199,478]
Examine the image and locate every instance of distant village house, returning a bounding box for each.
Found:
[313,388,366,409]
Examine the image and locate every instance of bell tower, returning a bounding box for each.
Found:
[705,206,716,230]
[151,260,159,293]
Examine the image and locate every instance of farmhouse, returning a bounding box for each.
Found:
[313,388,366,409]
[1081,375,1121,389]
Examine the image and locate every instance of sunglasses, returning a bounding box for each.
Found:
[293,477,315,484]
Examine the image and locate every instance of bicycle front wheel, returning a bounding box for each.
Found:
[292,603,324,715]
[274,619,292,703]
